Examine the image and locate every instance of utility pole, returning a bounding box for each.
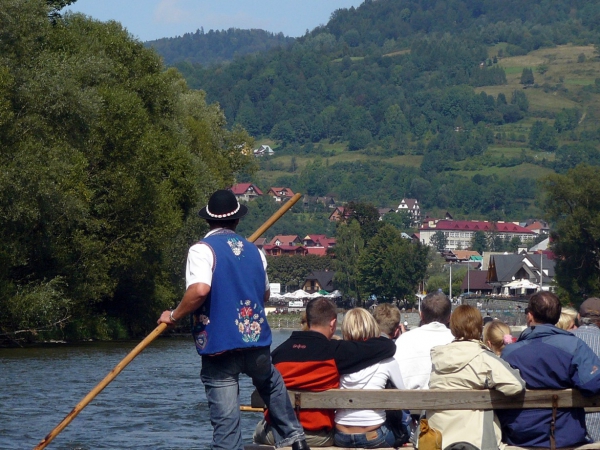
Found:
[449,263,452,300]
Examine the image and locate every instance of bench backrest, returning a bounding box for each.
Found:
[289,389,600,412]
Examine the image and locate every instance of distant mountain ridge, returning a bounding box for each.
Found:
[149,0,600,221]
[146,28,295,66]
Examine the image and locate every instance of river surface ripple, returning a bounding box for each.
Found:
[0,330,292,449]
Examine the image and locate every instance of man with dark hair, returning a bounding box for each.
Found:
[158,189,309,450]
[498,292,600,448]
[394,292,453,389]
[573,297,600,442]
[253,298,396,447]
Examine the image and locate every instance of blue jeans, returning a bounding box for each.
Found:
[201,347,305,450]
[334,424,395,448]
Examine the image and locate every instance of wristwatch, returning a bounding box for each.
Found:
[169,310,177,323]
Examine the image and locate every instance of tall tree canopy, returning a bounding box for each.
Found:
[542,164,600,303]
[0,1,255,341]
[358,224,429,301]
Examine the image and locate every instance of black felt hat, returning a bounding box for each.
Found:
[198,189,248,221]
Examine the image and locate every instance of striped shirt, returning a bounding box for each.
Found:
[573,324,600,442]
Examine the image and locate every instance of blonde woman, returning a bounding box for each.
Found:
[483,320,515,355]
[428,305,525,450]
[334,308,406,448]
[556,306,578,331]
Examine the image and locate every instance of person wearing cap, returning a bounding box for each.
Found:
[158,189,309,450]
[497,292,600,448]
[573,297,600,441]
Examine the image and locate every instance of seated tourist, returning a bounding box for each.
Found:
[334,308,406,448]
[499,292,600,448]
[428,305,525,450]
[483,319,515,356]
[556,306,578,331]
[372,303,413,447]
[253,298,396,447]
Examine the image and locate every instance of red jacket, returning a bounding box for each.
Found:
[269,331,396,431]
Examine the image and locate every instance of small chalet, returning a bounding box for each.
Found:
[230,183,262,202]
[525,220,550,235]
[329,206,351,222]
[302,270,335,294]
[302,234,336,256]
[270,235,301,247]
[253,145,274,157]
[487,253,555,294]
[267,187,295,202]
[396,198,421,225]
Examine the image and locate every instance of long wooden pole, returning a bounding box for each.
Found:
[34,192,302,450]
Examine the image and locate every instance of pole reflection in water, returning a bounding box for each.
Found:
[0,330,292,450]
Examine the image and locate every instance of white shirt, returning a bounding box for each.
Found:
[394,322,454,390]
[335,357,406,426]
[185,228,269,289]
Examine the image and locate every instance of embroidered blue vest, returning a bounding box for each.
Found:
[191,230,272,355]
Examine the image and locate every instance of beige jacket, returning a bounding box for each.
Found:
[427,340,525,450]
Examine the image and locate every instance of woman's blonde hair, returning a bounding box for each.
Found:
[483,320,513,354]
[556,306,577,330]
[341,308,380,341]
[450,305,482,340]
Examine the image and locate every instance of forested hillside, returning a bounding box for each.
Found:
[163,0,600,220]
[146,28,294,66]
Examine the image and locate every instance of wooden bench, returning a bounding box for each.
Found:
[244,389,600,450]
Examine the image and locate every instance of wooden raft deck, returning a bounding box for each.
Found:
[244,389,600,450]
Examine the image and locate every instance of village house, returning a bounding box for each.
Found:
[267,187,295,202]
[302,234,336,256]
[524,220,550,235]
[396,198,421,226]
[487,253,555,295]
[302,270,335,294]
[419,219,535,251]
[328,206,351,222]
[230,183,262,202]
[262,235,306,256]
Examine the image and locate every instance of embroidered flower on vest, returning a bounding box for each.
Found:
[236,299,265,343]
[227,237,244,258]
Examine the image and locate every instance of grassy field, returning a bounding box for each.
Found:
[255,44,598,187]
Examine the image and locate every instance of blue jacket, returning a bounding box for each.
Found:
[498,324,600,448]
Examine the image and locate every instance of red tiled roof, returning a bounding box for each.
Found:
[230,183,263,195]
[268,187,295,198]
[306,247,328,256]
[525,221,548,231]
[400,198,419,209]
[270,235,300,246]
[421,220,534,234]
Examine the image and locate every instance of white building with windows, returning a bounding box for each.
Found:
[420,219,535,250]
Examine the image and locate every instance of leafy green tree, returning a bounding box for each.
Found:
[430,231,448,251]
[470,231,488,253]
[334,220,365,303]
[358,224,428,301]
[541,165,600,303]
[267,255,333,293]
[382,210,413,230]
[346,201,381,242]
[0,1,255,340]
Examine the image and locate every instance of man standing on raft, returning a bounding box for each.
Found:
[158,189,309,450]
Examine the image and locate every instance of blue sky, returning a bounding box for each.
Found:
[66,0,364,42]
